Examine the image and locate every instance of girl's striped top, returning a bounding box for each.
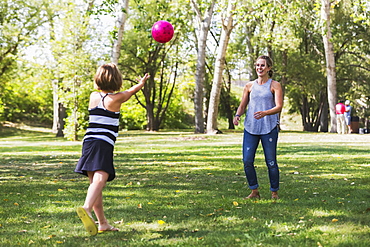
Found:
[83,93,120,146]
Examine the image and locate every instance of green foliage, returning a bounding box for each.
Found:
[1,0,370,133]
[1,129,370,246]
[2,62,53,125]
[48,0,99,140]
[116,0,194,131]
[0,0,50,121]
[120,102,147,130]
[330,0,370,121]
[159,87,194,129]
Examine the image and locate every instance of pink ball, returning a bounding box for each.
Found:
[151,20,174,43]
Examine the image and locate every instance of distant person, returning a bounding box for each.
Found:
[336,101,346,134]
[74,63,150,235]
[344,100,352,134]
[233,55,283,200]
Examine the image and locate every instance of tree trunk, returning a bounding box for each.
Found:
[111,0,129,65]
[207,1,236,134]
[56,103,66,137]
[222,84,234,130]
[191,0,216,133]
[320,91,329,132]
[146,102,157,131]
[223,64,234,130]
[52,79,59,134]
[321,0,337,133]
[143,73,157,131]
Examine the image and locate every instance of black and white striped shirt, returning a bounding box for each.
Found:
[83,93,120,146]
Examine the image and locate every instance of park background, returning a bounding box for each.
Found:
[0,0,369,136]
[1,0,370,246]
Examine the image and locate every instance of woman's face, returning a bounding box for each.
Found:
[255,59,270,77]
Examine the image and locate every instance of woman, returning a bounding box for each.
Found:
[233,55,283,199]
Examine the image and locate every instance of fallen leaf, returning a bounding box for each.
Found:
[158,220,165,225]
[14,202,19,206]
[233,201,239,206]
[137,204,142,209]
[332,218,338,222]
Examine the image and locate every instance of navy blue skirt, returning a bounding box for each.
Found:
[74,138,116,181]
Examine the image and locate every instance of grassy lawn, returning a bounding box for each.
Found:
[1,126,370,246]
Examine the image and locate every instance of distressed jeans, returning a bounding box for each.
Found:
[242,127,279,192]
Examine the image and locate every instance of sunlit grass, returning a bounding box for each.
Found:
[0,128,369,246]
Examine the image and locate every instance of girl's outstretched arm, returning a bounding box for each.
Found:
[116,73,150,103]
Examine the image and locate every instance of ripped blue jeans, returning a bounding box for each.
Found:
[242,127,279,192]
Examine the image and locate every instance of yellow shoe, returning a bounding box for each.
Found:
[76,207,98,236]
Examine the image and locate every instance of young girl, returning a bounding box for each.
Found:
[75,63,150,235]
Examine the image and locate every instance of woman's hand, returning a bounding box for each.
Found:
[233,115,240,125]
[254,111,266,120]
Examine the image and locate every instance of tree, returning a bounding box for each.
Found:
[321,0,337,133]
[191,0,216,133]
[206,0,236,134]
[111,0,129,64]
[48,0,97,140]
[118,0,187,131]
[0,0,50,121]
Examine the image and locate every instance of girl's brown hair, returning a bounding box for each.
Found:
[256,55,274,77]
[94,63,123,91]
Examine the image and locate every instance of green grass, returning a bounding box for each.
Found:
[1,127,370,246]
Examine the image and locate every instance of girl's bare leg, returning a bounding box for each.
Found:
[84,171,118,231]
[83,171,108,216]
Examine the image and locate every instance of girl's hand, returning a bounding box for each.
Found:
[138,73,150,83]
[254,111,265,119]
